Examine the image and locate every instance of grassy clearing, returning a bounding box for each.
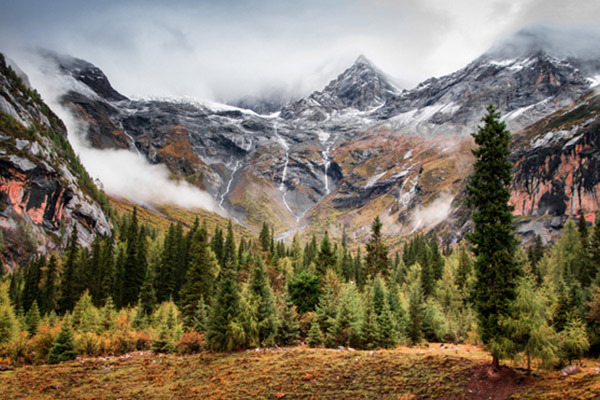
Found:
[2,345,599,399]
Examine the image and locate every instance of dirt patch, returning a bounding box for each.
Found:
[465,362,533,400]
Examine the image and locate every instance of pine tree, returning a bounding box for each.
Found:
[60,226,81,313]
[25,300,40,337]
[22,256,43,312]
[589,212,600,284]
[249,259,278,346]
[191,297,209,332]
[364,217,389,278]
[206,261,242,351]
[48,322,76,364]
[180,225,219,326]
[314,285,337,339]
[41,254,60,314]
[466,105,520,368]
[360,296,379,349]
[259,222,271,252]
[307,320,323,347]
[223,221,237,272]
[455,244,472,292]
[376,302,397,348]
[288,270,321,313]
[121,208,146,307]
[316,232,337,276]
[329,283,362,348]
[276,293,300,346]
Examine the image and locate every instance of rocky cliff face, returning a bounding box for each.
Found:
[0,53,111,267]
[29,26,600,245]
[509,91,600,242]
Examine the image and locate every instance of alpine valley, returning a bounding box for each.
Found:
[2,25,600,259]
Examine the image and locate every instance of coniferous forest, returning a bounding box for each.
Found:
[1,206,599,372]
[1,106,599,379]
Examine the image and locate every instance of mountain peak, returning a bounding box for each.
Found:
[354,54,373,67]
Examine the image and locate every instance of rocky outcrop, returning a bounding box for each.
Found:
[0,53,111,267]
[509,92,600,240]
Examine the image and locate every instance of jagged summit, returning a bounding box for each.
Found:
[280,54,400,120]
[41,50,128,102]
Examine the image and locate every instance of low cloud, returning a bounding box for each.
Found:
[17,55,220,212]
[64,115,219,212]
[409,193,454,232]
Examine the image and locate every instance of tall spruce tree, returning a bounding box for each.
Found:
[180,225,219,326]
[364,216,389,278]
[60,226,80,313]
[466,105,520,368]
[41,254,60,314]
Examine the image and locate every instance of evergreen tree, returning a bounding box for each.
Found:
[316,232,337,276]
[589,212,600,284]
[259,222,270,252]
[249,259,278,346]
[577,211,595,288]
[360,296,379,349]
[0,287,18,345]
[455,244,472,292]
[180,225,219,325]
[206,261,242,351]
[276,293,301,346]
[41,254,60,314]
[22,256,43,312]
[24,300,40,337]
[364,216,389,278]
[376,302,397,348]
[307,320,323,347]
[288,270,321,313]
[223,221,238,272]
[329,283,362,347]
[48,322,76,364]
[466,105,520,368]
[121,208,146,307]
[155,223,179,302]
[60,226,81,312]
[527,235,545,284]
[314,285,337,339]
[191,297,209,332]
[139,269,157,317]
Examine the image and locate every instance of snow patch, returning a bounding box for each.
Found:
[365,171,386,188]
[587,75,600,88]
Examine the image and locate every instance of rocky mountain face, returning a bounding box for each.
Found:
[32,26,600,245]
[0,53,111,267]
[509,91,600,243]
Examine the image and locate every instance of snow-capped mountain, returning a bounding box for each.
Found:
[25,25,600,244]
[280,55,401,121]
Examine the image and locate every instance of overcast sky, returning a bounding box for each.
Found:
[1,0,600,102]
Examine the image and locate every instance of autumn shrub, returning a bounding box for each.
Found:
[74,331,101,356]
[176,330,205,354]
[30,324,60,363]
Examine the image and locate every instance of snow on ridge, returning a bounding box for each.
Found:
[365,171,386,188]
[587,75,600,88]
[129,95,260,116]
[390,102,460,129]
